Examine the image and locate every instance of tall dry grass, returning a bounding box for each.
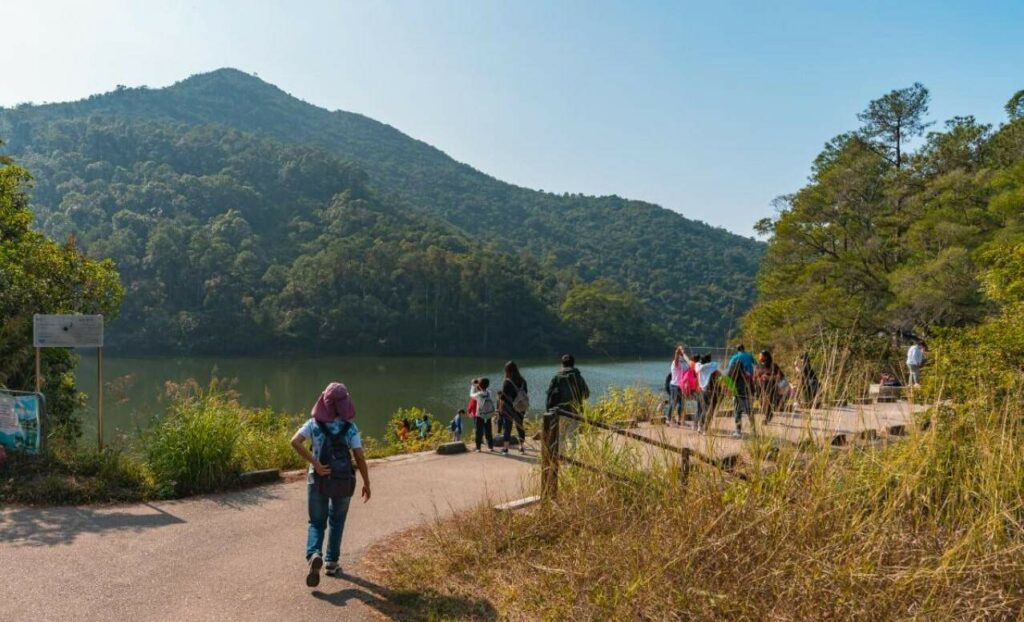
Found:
[374,343,1024,621]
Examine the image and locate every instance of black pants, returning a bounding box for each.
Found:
[474,416,493,450]
[500,410,526,445]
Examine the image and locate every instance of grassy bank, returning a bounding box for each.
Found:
[370,371,1024,620]
[0,378,453,505]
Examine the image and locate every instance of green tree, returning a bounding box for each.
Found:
[857,82,932,169]
[0,147,123,440]
[560,280,664,355]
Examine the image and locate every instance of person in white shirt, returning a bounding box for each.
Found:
[907,342,925,387]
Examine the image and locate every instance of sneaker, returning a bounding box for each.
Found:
[325,562,341,577]
[306,553,323,588]
[489,447,497,452]
[475,447,481,452]
[519,444,526,454]
[733,430,742,439]
[501,448,509,454]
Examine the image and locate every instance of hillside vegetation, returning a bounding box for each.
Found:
[0,68,762,354]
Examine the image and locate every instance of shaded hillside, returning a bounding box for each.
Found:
[1,68,763,347]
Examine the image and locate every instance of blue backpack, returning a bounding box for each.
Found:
[315,421,356,497]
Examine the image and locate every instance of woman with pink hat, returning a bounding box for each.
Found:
[290,382,371,587]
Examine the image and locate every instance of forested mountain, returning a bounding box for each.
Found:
[745,84,1024,351]
[0,68,763,354]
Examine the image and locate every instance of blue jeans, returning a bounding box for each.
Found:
[668,385,684,420]
[306,483,352,563]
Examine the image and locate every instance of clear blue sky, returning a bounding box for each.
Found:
[5,1,1023,235]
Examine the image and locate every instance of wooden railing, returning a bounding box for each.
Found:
[541,407,697,499]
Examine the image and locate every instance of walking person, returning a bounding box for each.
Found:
[907,341,925,388]
[545,354,590,449]
[499,361,529,454]
[694,354,720,434]
[470,378,497,452]
[753,350,786,423]
[726,357,753,438]
[666,346,686,424]
[796,353,820,408]
[290,383,371,587]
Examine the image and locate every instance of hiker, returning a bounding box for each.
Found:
[667,346,687,424]
[499,361,529,455]
[726,357,753,438]
[545,353,590,448]
[450,409,465,442]
[415,413,433,439]
[694,353,721,434]
[290,382,371,587]
[677,347,700,428]
[470,378,497,452]
[727,344,756,378]
[753,350,786,423]
[398,418,411,442]
[796,353,820,407]
[907,341,925,387]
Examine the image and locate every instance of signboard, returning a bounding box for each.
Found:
[0,391,41,455]
[33,314,104,347]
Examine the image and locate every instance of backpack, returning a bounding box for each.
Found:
[512,383,530,414]
[315,421,356,498]
[680,368,699,397]
[478,391,496,418]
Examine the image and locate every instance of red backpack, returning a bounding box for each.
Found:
[679,367,699,397]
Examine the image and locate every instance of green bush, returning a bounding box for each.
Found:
[0,445,154,504]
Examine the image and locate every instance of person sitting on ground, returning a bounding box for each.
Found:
[290,382,371,587]
[499,360,529,455]
[450,409,465,442]
[753,350,786,423]
[470,378,497,452]
[546,354,590,448]
[398,417,411,442]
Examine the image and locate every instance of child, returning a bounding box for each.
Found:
[398,418,411,442]
[450,409,465,442]
[470,378,496,452]
[290,382,371,587]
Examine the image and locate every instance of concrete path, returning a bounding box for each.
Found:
[0,449,537,622]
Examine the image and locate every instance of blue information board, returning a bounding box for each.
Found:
[0,391,41,454]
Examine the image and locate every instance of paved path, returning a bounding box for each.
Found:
[0,449,537,622]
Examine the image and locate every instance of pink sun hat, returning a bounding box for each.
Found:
[311,382,356,423]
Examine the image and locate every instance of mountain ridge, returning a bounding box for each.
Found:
[0,68,764,351]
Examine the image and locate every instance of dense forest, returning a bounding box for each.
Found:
[0,68,762,355]
[745,84,1024,352]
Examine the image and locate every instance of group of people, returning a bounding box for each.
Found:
[665,340,927,437]
[664,344,820,438]
[463,354,590,454]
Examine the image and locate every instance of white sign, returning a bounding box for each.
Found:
[33,314,104,347]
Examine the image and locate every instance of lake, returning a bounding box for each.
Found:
[74,355,672,442]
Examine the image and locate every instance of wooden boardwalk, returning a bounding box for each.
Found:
[572,400,929,470]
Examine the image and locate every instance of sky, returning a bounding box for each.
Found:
[4,1,1023,236]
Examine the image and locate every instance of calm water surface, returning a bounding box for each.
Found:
[75,355,669,442]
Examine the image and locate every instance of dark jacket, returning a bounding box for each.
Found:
[500,378,527,417]
[545,367,590,412]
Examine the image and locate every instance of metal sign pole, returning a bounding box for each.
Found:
[97,347,104,451]
[35,348,42,393]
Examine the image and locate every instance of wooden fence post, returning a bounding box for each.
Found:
[541,410,560,499]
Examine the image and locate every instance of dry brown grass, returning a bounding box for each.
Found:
[371,347,1024,621]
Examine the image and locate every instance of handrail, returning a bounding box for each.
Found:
[551,407,730,468]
